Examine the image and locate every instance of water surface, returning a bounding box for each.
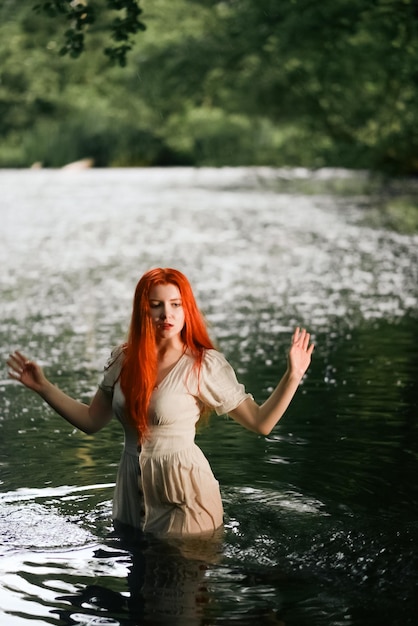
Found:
[1,167,417,625]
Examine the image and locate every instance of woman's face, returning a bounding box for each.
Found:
[148,283,185,341]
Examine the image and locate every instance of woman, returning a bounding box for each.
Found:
[7,268,314,538]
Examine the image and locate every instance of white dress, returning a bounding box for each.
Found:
[99,346,251,537]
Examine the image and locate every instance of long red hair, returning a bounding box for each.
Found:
[120,268,215,440]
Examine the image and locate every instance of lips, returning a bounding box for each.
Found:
[159,323,173,330]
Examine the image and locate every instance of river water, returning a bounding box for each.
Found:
[0,167,417,625]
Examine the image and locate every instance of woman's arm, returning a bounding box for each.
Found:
[228,327,314,436]
[7,351,113,435]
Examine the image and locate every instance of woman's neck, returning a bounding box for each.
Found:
[156,338,185,360]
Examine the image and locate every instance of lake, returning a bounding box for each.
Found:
[1,167,417,625]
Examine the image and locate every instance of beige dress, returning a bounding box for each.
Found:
[99,346,251,537]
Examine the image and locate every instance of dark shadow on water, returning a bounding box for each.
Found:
[54,524,224,626]
[50,522,313,626]
[48,513,418,626]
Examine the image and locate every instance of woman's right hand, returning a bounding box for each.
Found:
[7,351,113,435]
[7,351,48,393]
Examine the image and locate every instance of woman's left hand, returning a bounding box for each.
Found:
[288,327,314,378]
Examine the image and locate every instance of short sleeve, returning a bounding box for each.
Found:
[197,350,252,415]
[98,345,124,397]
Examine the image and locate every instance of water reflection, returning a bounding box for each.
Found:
[53,531,221,626]
[1,480,417,625]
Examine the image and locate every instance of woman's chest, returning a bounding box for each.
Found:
[149,385,200,427]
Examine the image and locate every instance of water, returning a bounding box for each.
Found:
[1,167,417,625]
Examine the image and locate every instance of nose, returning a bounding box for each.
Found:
[159,304,168,319]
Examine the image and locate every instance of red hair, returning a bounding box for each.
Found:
[120,268,215,441]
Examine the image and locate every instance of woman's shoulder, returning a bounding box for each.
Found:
[103,344,126,371]
[104,344,126,381]
[180,348,227,375]
[99,344,126,393]
[108,343,126,362]
[195,348,249,414]
[181,349,232,381]
[201,348,231,370]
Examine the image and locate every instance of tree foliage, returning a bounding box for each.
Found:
[34,0,145,65]
[0,0,417,172]
[141,0,418,172]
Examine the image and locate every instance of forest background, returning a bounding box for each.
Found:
[0,0,418,175]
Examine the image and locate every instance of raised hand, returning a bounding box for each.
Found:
[7,351,48,393]
[288,327,314,378]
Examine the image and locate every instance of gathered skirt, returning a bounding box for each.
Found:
[140,443,224,537]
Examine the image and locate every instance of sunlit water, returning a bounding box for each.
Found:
[1,167,417,625]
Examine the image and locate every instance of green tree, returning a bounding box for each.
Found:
[0,1,172,167]
[136,0,418,172]
[34,0,146,65]
[1,0,418,172]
